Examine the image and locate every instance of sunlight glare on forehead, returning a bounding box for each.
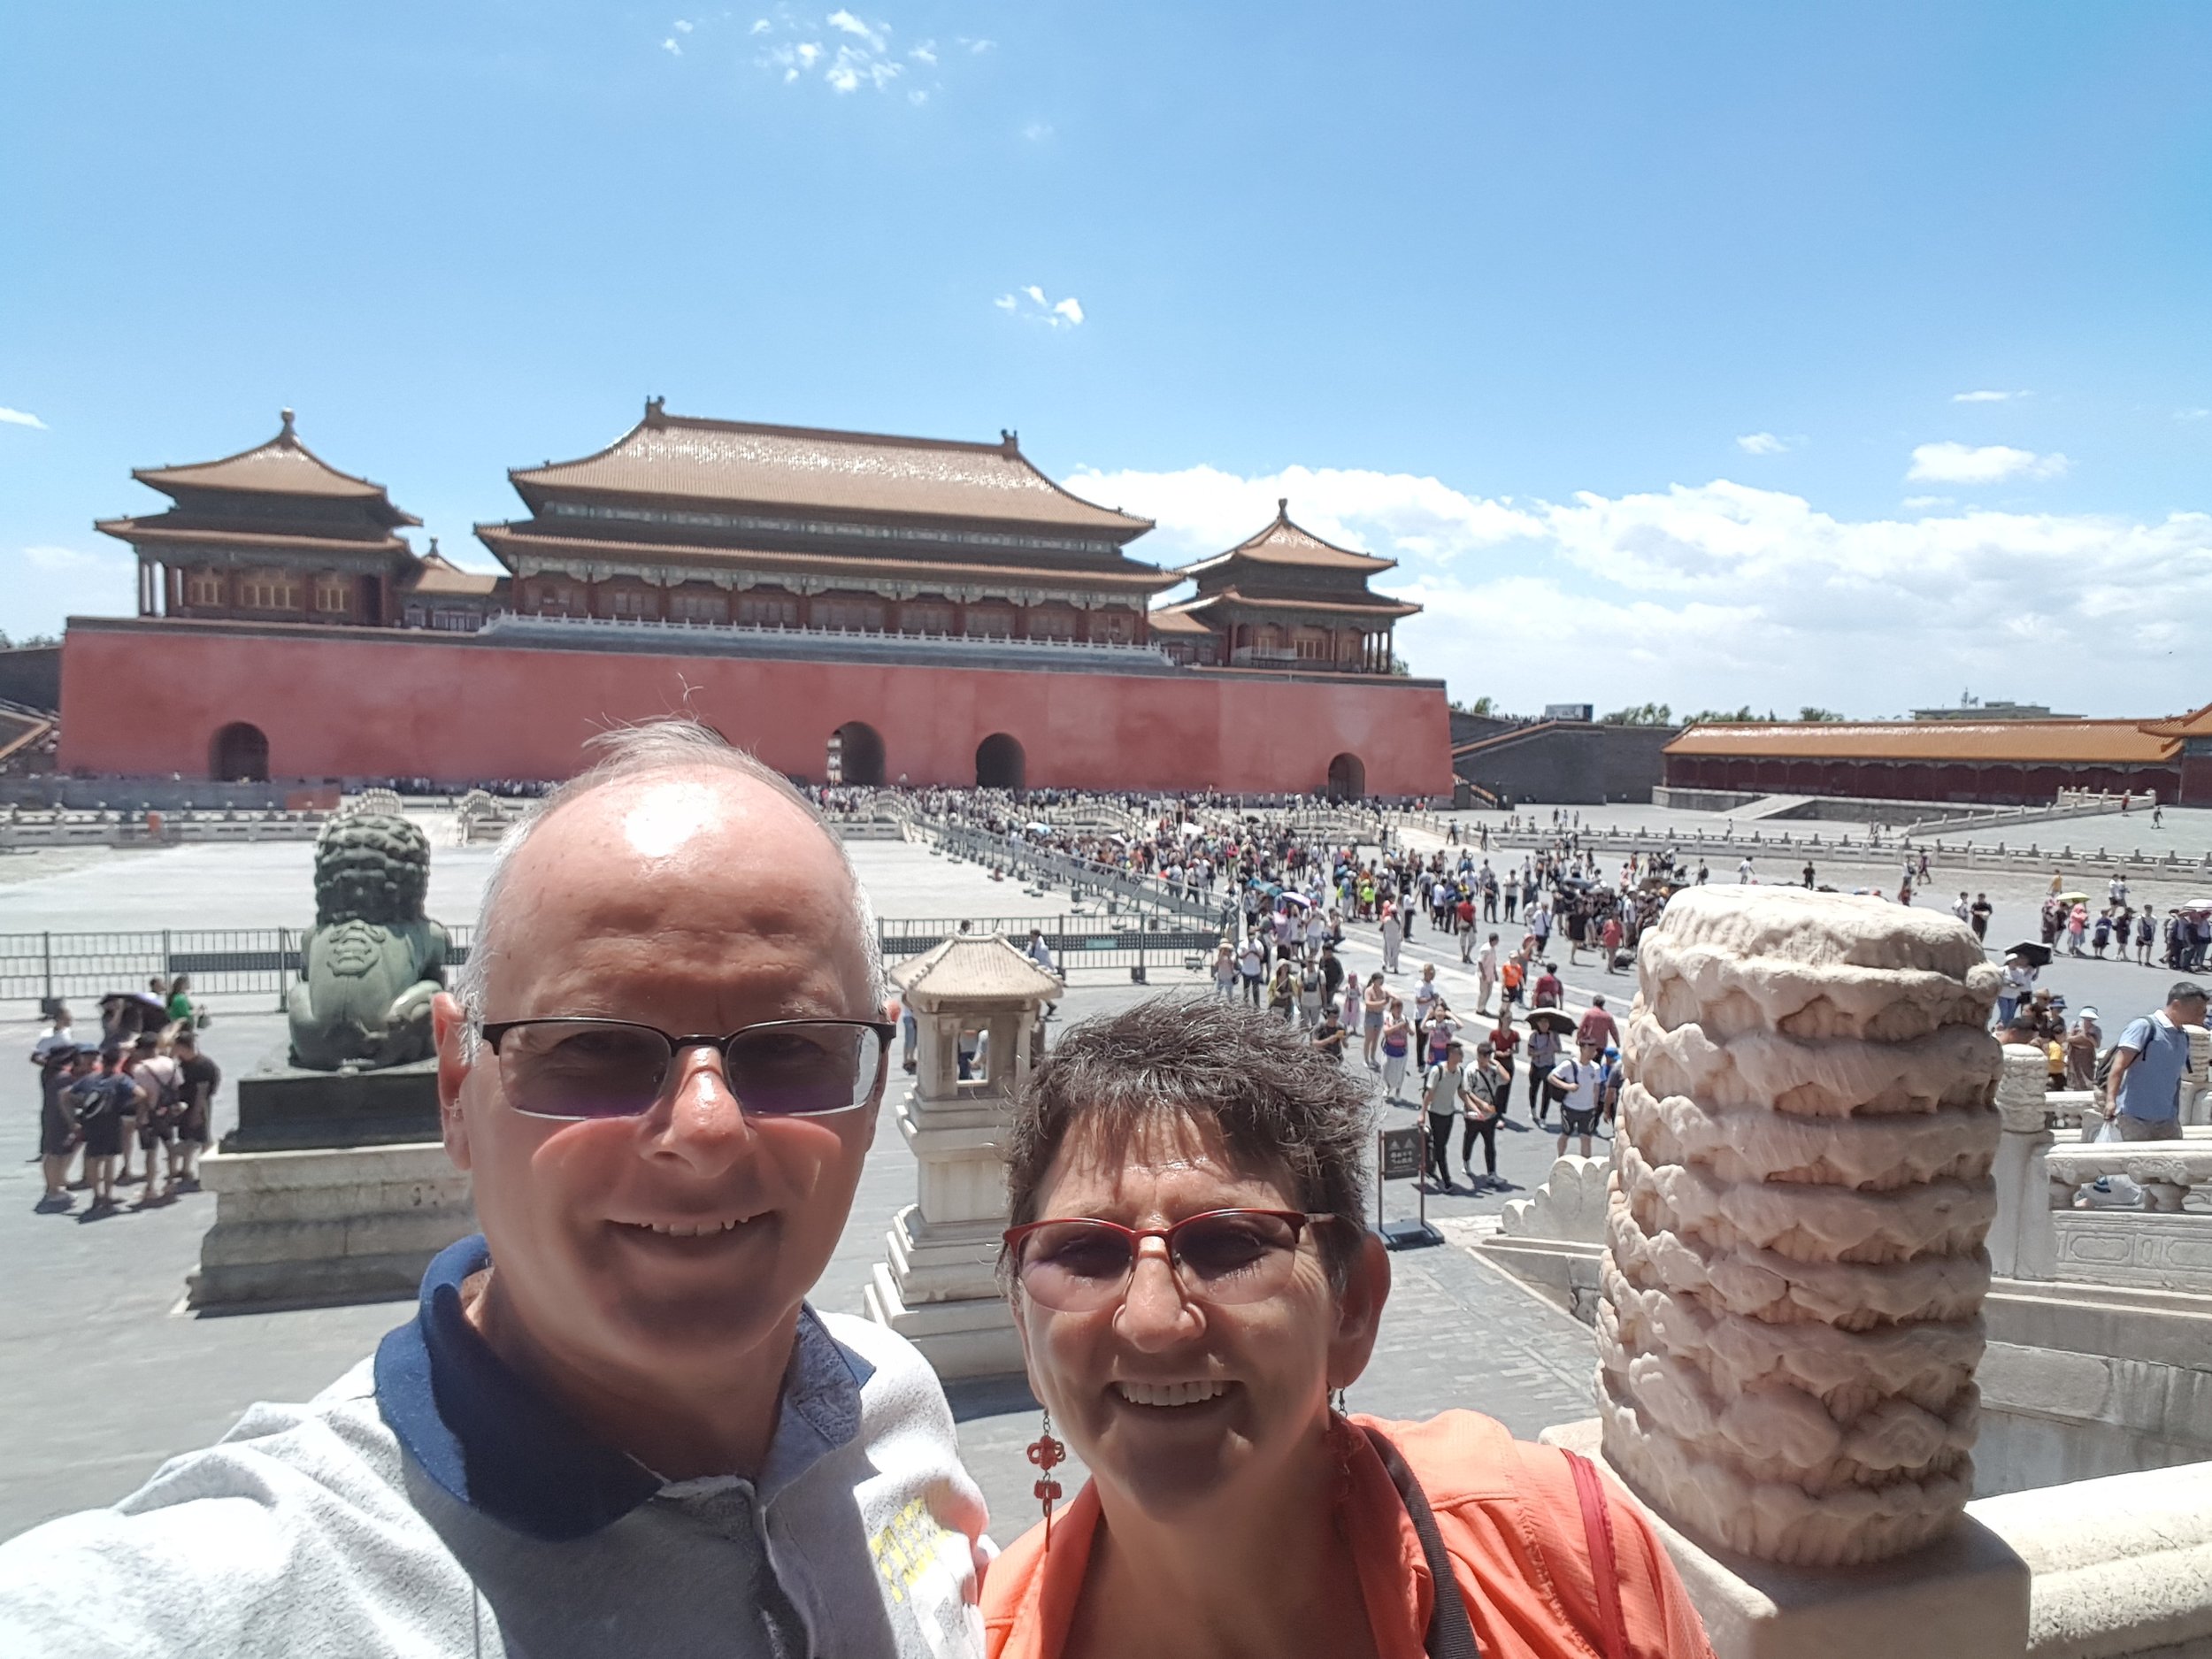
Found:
[621,779,723,861]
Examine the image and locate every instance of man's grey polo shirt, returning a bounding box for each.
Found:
[0,1234,988,1657]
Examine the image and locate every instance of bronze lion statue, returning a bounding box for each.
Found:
[288,811,449,1070]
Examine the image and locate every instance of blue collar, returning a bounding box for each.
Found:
[374,1234,872,1541]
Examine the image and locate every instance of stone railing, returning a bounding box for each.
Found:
[2047,1143,2212,1214]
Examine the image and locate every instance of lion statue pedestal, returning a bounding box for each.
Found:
[190,810,473,1311]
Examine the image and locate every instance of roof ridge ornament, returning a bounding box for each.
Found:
[1278,496,1288,520]
[645,396,666,424]
[279,408,296,442]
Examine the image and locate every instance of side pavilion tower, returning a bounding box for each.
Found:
[1148,500,1420,673]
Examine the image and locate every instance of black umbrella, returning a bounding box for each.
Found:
[2004,941,2053,968]
[1527,1009,1577,1036]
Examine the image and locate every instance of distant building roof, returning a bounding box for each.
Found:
[890,933,1064,1003]
[1909,700,2080,721]
[404,548,504,597]
[509,402,1154,539]
[1176,587,1422,620]
[1665,717,2192,767]
[1145,603,1217,635]
[1177,501,1396,579]
[130,411,420,527]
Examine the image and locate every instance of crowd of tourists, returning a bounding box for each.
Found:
[30,987,219,1214]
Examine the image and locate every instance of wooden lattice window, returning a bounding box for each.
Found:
[238,572,302,611]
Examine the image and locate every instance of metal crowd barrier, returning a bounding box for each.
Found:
[879,918,1222,975]
[0,926,478,1010]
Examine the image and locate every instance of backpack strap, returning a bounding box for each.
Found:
[1359,1425,1483,1659]
[1566,1450,1632,1659]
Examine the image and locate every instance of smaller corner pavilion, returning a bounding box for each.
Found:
[1148,500,1419,672]
[96,410,425,628]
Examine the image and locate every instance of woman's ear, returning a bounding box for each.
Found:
[1328,1231,1393,1390]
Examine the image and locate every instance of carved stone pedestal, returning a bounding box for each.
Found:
[188,1141,473,1311]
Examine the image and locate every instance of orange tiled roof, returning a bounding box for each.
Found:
[1177,501,1395,578]
[1664,718,2186,765]
[132,411,420,526]
[1144,603,1216,634]
[1177,586,1421,619]
[94,519,415,559]
[405,550,504,597]
[510,403,1152,537]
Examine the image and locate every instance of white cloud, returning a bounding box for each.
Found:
[673,19,694,31]
[753,11,913,94]
[1023,120,1053,141]
[0,407,47,430]
[995,286,1085,328]
[2178,407,2210,423]
[959,35,994,52]
[826,9,887,51]
[1951,389,2025,403]
[1054,461,2212,716]
[663,36,683,54]
[1906,442,2069,484]
[1734,432,1789,456]
[1901,495,1954,511]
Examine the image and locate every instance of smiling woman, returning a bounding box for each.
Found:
[984,998,1716,1659]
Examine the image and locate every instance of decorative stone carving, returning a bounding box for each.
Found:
[287,812,450,1071]
[1500,1155,1612,1244]
[1598,887,2002,1567]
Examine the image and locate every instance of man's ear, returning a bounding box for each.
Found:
[432,992,473,1172]
[1328,1231,1393,1394]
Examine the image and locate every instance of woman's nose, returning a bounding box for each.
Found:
[1115,1240,1203,1348]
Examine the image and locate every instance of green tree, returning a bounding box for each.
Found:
[1796,706,1846,722]
[1450,695,1498,717]
[1600,702,1673,726]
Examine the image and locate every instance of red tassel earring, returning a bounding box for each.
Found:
[1025,1410,1066,1548]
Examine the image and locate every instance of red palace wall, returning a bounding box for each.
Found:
[57,618,1455,796]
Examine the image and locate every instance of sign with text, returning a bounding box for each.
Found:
[1379,1125,1425,1183]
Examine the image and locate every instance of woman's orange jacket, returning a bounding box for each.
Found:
[982,1410,1714,1659]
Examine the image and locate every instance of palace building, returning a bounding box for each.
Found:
[1661,710,2212,807]
[1148,503,1419,674]
[58,405,1453,797]
[97,411,428,628]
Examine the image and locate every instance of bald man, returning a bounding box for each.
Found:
[0,722,988,1659]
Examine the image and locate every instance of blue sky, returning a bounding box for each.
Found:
[4,2,2208,716]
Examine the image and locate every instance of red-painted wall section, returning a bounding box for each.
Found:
[58,620,1455,795]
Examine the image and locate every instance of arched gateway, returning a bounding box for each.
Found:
[828,721,886,787]
[1325,752,1365,801]
[211,722,270,783]
[976,733,1025,791]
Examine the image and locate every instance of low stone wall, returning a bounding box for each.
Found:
[188,1141,473,1311]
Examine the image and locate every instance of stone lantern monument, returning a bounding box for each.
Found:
[864,933,1064,1379]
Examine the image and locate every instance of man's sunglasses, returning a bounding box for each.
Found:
[475,1017,894,1121]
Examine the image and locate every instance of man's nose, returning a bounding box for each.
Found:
[650,1046,758,1171]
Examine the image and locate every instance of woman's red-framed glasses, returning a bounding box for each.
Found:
[1002,1208,1340,1311]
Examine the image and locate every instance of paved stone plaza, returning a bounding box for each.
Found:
[2,806,2203,1542]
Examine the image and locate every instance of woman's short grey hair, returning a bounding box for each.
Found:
[1002,995,1372,1284]
[456,719,883,1056]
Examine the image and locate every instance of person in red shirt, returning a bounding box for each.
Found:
[1577,995,1618,1051]
[1600,914,1624,972]
[1532,960,1563,1009]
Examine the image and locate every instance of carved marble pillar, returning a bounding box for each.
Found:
[1986,1042,2057,1279]
[1599,887,2003,1566]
